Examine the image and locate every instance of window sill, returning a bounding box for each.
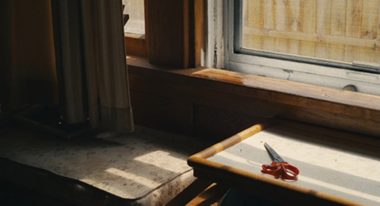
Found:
[124,34,146,57]
[127,55,380,136]
[191,69,380,111]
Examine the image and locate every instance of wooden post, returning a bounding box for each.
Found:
[145,0,204,68]
[145,0,188,68]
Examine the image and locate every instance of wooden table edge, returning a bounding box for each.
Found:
[187,123,362,206]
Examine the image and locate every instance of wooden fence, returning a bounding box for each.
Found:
[242,0,380,65]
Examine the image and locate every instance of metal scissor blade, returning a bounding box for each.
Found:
[264,143,285,162]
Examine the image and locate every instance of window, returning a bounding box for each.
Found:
[122,0,145,35]
[122,0,146,57]
[225,0,380,96]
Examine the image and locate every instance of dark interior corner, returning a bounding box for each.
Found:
[0,181,74,206]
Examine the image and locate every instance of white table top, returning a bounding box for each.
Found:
[209,122,380,206]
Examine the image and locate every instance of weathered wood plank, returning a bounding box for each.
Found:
[244,27,378,48]
[287,0,301,54]
[244,0,264,50]
[344,0,363,62]
[262,0,276,52]
[329,0,347,61]
[274,0,289,53]
[315,0,332,59]
[360,0,380,63]
[299,0,316,57]
[242,0,379,65]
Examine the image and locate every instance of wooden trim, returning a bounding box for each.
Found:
[191,124,265,158]
[186,183,229,206]
[191,69,380,111]
[166,179,214,206]
[124,35,147,57]
[170,182,229,206]
[188,125,360,206]
[127,56,380,137]
[190,0,205,67]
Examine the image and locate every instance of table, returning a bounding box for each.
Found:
[188,121,380,206]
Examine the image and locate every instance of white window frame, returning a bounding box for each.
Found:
[224,0,380,96]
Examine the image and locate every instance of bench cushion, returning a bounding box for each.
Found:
[0,126,203,205]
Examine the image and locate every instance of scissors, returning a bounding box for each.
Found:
[261,143,300,180]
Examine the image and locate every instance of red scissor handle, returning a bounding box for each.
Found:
[261,162,300,180]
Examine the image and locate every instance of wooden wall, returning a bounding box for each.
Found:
[128,57,380,139]
[1,0,57,112]
[128,65,267,140]
[243,0,380,65]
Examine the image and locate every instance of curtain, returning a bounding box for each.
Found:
[52,0,134,132]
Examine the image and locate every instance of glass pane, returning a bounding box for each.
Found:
[122,0,145,35]
[241,0,380,66]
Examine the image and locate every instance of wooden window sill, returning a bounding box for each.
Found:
[125,33,146,57]
[190,69,380,112]
[127,55,380,137]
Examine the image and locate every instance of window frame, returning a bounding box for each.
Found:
[224,0,380,96]
[123,0,147,57]
[125,0,380,136]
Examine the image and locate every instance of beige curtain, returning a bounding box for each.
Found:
[52,0,134,132]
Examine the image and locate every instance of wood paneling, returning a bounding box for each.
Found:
[2,0,57,112]
[128,56,380,137]
[131,92,193,134]
[193,105,267,140]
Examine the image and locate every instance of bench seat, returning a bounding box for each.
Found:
[0,126,204,206]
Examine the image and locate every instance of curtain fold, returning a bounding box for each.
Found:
[52,0,134,132]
